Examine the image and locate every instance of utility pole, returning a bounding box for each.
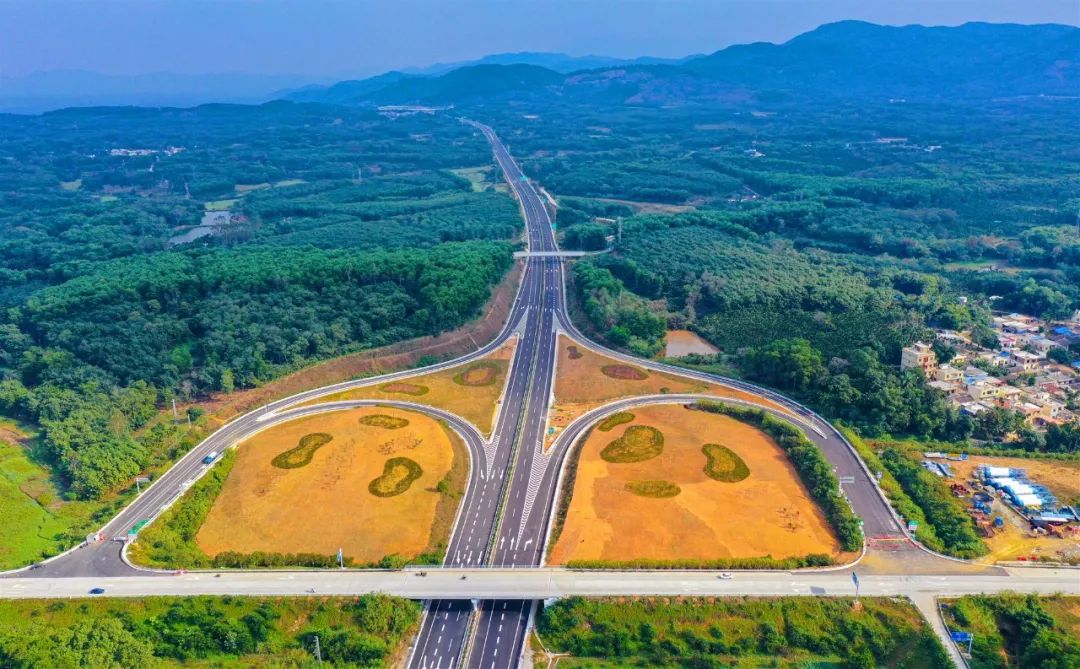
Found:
[171,398,178,420]
[313,635,322,664]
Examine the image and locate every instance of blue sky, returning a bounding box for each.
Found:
[1,0,1076,77]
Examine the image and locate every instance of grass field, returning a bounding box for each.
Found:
[537,596,950,668]
[0,595,419,668]
[547,336,796,449]
[301,337,517,437]
[548,404,843,566]
[204,198,239,211]
[0,421,99,570]
[194,406,465,564]
[450,166,494,192]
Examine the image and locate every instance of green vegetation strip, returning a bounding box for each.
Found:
[270,433,333,469]
[702,443,750,482]
[600,425,664,463]
[359,414,410,429]
[597,411,634,432]
[368,457,423,497]
[0,594,420,668]
[694,401,863,552]
[452,361,500,387]
[843,428,982,558]
[625,480,681,498]
[942,594,1080,669]
[538,596,950,668]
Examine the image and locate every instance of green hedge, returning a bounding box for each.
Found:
[567,554,835,570]
[694,401,864,552]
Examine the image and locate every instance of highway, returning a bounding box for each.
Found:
[2,566,1075,600]
[4,120,1077,669]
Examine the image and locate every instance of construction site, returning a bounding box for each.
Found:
[924,453,1080,564]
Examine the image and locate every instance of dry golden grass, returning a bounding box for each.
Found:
[546,336,797,448]
[548,404,842,565]
[300,337,517,437]
[196,406,461,563]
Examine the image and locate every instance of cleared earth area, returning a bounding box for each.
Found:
[947,455,1080,564]
[298,337,517,437]
[196,406,465,564]
[547,336,795,448]
[548,404,843,566]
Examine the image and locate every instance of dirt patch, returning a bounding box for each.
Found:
[546,335,798,449]
[270,433,333,469]
[454,361,499,387]
[380,382,429,396]
[626,480,681,498]
[600,426,664,463]
[359,415,410,429]
[196,406,460,563]
[303,337,517,438]
[601,364,649,380]
[369,458,423,497]
[548,404,842,565]
[702,443,750,482]
[185,260,523,425]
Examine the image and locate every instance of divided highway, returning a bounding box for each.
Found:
[4,119,1075,669]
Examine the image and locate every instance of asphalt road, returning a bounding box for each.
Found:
[2,567,1074,600]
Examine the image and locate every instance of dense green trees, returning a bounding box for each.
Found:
[0,105,521,503]
[948,594,1080,669]
[879,447,987,558]
[0,595,420,667]
[538,596,950,667]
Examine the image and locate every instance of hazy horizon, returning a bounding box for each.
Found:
[2,0,1077,79]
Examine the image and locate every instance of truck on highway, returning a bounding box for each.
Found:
[202,451,219,465]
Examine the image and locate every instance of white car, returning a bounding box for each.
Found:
[718,572,733,580]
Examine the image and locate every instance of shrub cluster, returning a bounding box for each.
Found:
[597,411,635,432]
[270,432,333,469]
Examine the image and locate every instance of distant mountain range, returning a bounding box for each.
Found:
[286,21,1080,107]
[4,22,1076,114]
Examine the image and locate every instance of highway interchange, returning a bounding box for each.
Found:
[2,120,1077,668]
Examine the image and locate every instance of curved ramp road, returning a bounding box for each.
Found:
[4,121,1074,669]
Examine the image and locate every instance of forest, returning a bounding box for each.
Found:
[504,96,1080,446]
[0,104,520,504]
